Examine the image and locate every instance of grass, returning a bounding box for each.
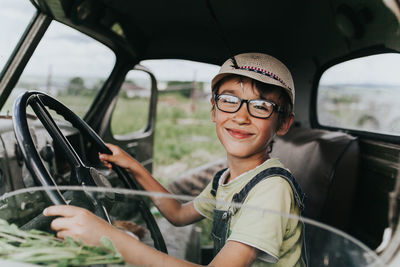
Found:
[152,93,224,184]
[110,97,150,134]
[155,94,221,162]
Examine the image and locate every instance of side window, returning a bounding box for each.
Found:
[139,60,224,180]
[1,20,115,117]
[0,1,37,73]
[111,69,152,136]
[317,53,400,136]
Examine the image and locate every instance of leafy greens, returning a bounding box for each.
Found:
[0,219,124,266]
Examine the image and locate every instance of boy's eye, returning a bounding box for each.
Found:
[251,100,274,113]
[252,100,271,109]
[253,103,267,110]
[220,95,239,104]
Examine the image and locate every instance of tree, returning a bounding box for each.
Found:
[67,77,86,95]
[166,81,193,98]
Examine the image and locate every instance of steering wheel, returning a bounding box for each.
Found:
[12,91,167,253]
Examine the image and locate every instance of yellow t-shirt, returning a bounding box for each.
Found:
[193,158,305,267]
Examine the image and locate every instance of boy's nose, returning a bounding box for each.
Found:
[232,103,251,124]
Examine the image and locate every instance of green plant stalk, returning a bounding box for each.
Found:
[0,219,124,266]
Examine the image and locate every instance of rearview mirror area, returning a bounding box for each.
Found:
[317,53,400,136]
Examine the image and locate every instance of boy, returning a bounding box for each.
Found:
[44,53,306,266]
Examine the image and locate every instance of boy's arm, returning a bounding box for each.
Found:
[99,144,203,226]
[44,205,257,267]
[212,241,258,266]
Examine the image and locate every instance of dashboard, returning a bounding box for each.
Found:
[0,113,127,227]
[0,115,88,223]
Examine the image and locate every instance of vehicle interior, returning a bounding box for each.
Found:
[1,0,400,266]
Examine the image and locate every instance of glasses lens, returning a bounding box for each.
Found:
[217,95,240,112]
[249,100,274,118]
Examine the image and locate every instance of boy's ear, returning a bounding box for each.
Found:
[276,114,294,136]
[211,98,216,122]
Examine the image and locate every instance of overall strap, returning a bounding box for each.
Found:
[232,167,306,211]
[210,168,228,197]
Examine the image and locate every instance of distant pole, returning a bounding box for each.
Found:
[46,65,52,95]
[191,70,197,112]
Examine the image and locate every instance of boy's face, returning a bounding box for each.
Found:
[211,77,292,160]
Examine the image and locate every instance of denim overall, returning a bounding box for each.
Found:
[210,167,306,256]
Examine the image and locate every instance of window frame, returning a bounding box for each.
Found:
[110,64,158,140]
[0,6,44,109]
[310,45,400,144]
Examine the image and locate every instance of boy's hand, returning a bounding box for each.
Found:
[43,205,113,246]
[98,143,137,171]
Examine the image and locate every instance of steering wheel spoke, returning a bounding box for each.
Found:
[30,95,87,184]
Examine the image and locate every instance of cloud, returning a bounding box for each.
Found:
[320,53,400,86]
[141,60,219,82]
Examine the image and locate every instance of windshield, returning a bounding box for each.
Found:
[0,186,384,267]
[0,0,37,74]
[0,20,115,118]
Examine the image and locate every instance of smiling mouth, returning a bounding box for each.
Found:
[226,128,254,139]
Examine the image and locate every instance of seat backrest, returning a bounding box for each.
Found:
[270,126,359,231]
[168,158,227,196]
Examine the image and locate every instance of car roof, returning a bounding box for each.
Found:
[43,0,399,67]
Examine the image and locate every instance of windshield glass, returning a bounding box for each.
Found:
[0,0,36,74]
[1,20,115,118]
[0,186,384,267]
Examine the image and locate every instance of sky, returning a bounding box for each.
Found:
[0,0,36,70]
[0,0,219,83]
[320,53,400,86]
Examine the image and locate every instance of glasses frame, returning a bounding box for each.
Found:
[214,94,282,119]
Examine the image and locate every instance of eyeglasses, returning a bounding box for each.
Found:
[214,94,282,119]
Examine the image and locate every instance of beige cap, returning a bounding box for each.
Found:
[211,53,295,106]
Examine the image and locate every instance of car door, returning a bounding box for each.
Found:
[313,51,400,249]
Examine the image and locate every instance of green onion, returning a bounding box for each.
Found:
[0,219,124,266]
